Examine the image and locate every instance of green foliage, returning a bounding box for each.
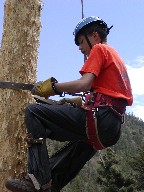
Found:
[130,145,144,191]
[96,148,134,192]
[113,113,144,157]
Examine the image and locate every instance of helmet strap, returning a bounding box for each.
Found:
[84,34,92,49]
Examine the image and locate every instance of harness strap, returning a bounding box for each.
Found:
[85,92,126,114]
[27,174,52,191]
[93,93,126,114]
[86,109,105,150]
[41,180,52,191]
[27,174,41,190]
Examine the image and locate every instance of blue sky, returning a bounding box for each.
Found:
[0,0,144,121]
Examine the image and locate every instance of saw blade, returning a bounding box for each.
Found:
[0,81,34,91]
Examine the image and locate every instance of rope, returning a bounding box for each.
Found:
[98,151,106,168]
[80,0,87,61]
[81,0,84,19]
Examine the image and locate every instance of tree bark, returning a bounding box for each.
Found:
[0,0,42,191]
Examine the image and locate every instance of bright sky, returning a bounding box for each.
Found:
[0,0,144,121]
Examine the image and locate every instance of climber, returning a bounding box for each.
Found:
[5,16,133,192]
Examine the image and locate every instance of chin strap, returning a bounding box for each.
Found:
[84,34,92,49]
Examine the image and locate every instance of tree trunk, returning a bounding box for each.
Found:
[0,0,42,191]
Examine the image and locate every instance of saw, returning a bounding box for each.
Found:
[0,81,34,91]
[0,81,60,105]
[0,81,84,96]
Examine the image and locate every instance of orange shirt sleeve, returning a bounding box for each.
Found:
[80,44,107,77]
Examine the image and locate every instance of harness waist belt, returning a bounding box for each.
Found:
[84,92,126,114]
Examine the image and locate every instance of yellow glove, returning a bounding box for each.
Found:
[31,77,61,98]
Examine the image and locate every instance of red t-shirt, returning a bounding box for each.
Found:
[79,44,133,106]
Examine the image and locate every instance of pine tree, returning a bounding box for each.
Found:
[130,145,144,191]
[96,148,134,192]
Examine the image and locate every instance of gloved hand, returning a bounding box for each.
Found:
[58,97,82,108]
[31,77,61,98]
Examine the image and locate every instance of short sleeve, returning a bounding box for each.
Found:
[79,44,106,77]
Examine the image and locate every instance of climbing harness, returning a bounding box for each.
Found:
[82,92,126,150]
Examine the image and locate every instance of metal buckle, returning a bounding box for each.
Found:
[25,137,46,147]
